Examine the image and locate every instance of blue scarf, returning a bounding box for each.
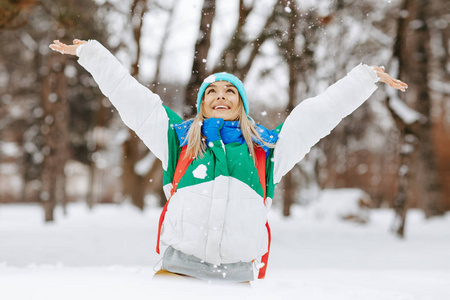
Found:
[174,118,278,156]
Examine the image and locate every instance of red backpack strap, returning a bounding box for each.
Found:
[255,146,267,201]
[254,146,271,279]
[156,146,193,254]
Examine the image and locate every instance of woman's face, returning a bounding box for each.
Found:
[201,81,241,120]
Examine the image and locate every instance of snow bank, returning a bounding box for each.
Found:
[306,188,371,223]
[0,198,449,300]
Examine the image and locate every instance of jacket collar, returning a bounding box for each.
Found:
[174,118,278,155]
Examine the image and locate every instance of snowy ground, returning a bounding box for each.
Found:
[1,191,450,300]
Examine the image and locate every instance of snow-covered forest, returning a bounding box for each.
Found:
[1,0,450,298]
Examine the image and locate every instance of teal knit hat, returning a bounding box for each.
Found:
[197,72,249,115]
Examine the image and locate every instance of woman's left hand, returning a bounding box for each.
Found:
[371,66,408,92]
[49,39,87,56]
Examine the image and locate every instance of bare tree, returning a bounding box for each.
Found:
[152,0,179,91]
[120,0,149,210]
[118,0,182,209]
[427,0,450,212]
[276,0,326,216]
[390,0,443,235]
[211,0,290,81]
[0,0,109,220]
[185,0,216,117]
[211,0,253,77]
[279,0,302,217]
[146,0,180,207]
[386,97,423,237]
[40,53,70,221]
[388,0,446,236]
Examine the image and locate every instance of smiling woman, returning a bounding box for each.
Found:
[203,81,240,120]
[184,72,275,162]
[49,39,407,283]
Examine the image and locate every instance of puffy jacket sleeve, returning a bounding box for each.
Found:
[77,40,172,170]
[272,64,379,184]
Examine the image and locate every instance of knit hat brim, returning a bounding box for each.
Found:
[196,72,249,115]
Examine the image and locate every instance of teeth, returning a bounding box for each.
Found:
[214,106,228,109]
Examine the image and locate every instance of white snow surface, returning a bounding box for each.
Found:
[1,191,450,300]
[307,188,370,221]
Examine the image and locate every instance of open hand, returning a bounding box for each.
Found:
[371,66,408,92]
[49,39,87,56]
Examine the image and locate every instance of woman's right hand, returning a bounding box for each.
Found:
[49,39,87,56]
[371,65,408,92]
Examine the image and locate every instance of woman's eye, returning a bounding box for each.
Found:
[227,89,235,93]
[207,89,215,94]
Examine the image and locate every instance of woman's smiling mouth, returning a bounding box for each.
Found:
[213,105,230,110]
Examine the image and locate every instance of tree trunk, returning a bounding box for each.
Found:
[145,159,166,207]
[121,0,148,210]
[149,2,178,207]
[388,0,444,236]
[280,0,302,217]
[153,0,178,89]
[87,162,96,209]
[211,0,252,76]
[282,172,295,217]
[411,0,443,217]
[122,135,146,210]
[185,0,216,117]
[428,0,450,212]
[391,132,419,238]
[394,0,443,218]
[212,0,286,81]
[40,53,69,222]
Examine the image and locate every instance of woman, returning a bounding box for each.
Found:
[49,39,407,283]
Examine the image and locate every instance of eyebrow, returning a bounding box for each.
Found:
[207,84,237,89]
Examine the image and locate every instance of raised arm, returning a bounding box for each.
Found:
[272,64,407,184]
[49,39,173,170]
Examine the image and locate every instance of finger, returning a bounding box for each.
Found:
[49,45,65,54]
[391,78,402,85]
[392,82,407,92]
[386,78,398,87]
[74,39,87,44]
[399,80,408,88]
[49,44,61,50]
[53,40,66,46]
[372,66,383,73]
[393,79,408,88]
[384,75,407,88]
[390,83,405,92]
[380,73,408,92]
[373,65,386,73]
[391,80,404,88]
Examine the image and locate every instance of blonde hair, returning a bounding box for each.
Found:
[185,100,275,163]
